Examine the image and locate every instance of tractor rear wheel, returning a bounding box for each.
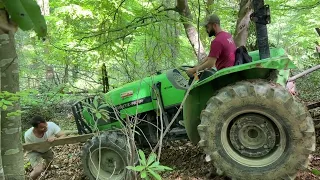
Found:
[81,131,133,180]
[198,80,315,180]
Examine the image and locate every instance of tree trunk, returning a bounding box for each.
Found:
[206,0,214,15]
[36,0,50,15]
[0,11,3,177]
[0,32,3,180]
[64,58,69,83]
[45,65,56,85]
[0,9,25,180]
[176,0,207,61]
[234,0,253,47]
[165,0,179,68]
[72,64,79,80]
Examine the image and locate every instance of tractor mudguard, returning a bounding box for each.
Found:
[183,47,297,144]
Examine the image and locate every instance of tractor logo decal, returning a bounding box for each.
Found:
[115,96,152,110]
[121,91,133,98]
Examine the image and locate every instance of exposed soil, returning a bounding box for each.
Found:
[25,136,320,180]
[24,109,320,180]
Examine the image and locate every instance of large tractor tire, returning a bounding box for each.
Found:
[81,131,133,180]
[198,80,315,180]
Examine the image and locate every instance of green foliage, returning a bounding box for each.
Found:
[127,150,172,180]
[296,70,320,101]
[18,87,82,130]
[0,91,22,117]
[24,161,31,170]
[13,0,320,102]
[2,0,47,37]
[311,168,320,176]
[82,95,110,130]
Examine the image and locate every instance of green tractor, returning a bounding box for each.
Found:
[71,1,315,180]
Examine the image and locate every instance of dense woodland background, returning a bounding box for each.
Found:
[16,0,320,100]
[0,0,319,179]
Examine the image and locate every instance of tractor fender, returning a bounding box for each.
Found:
[183,54,296,144]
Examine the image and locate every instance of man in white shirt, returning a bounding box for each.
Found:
[24,116,65,179]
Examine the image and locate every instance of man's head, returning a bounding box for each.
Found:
[202,14,221,37]
[31,116,47,133]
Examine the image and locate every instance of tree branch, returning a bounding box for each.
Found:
[278,1,320,11]
[288,65,320,82]
[113,0,127,21]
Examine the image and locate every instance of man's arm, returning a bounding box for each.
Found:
[187,56,217,75]
[55,131,66,138]
[47,131,65,142]
[187,40,221,75]
[197,56,216,71]
[47,122,65,142]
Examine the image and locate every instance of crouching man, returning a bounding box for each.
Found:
[24,116,65,179]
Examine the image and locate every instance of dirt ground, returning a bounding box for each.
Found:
[23,108,320,180]
[25,133,320,180]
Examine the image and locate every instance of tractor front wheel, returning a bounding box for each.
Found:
[81,131,133,180]
[198,80,315,180]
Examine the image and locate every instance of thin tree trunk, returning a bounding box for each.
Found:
[165,0,179,67]
[36,0,50,15]
[64,58,69,83]
[176,0,206,61]
[0,11,4,178]
[72,64,79,80]
[0,32,3,180]
[234,0,253,47]
[206,0,214,15]
[0,9,24,180]
[46,65,56,85]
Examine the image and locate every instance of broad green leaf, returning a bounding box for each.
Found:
[148,169,162,180]
[312,169,320,176]
[2,105,7,110]
[140,170,147,179]
[96,112,102,119]
[151,164,173,171]
[147,153,157,166]
[7,110,23,117]
[149,161,159,168]
[3,0,33,30]
[3,0,47,37]
[8,96,19,101]
[93,97,98,108]
[20,0,47,37]
[82,108,94,125]
[138,149,147,166]
[2,100,13,106]
[98,104,110,109]
[126,165,145,172]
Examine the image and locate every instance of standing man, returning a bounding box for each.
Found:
[187,14,236,75]
[24,116,65,179]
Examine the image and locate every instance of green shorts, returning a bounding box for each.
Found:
[27,149,54,168]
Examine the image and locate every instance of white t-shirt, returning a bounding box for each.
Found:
[24,122,61,152]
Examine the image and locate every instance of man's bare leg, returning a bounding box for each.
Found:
[30,163,45,180]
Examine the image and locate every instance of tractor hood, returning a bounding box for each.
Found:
[103,69,187,118]
[104,73,166,108]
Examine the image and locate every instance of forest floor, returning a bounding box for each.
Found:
[24,113,320,180]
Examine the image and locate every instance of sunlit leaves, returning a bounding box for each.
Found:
[15,0,320,94]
